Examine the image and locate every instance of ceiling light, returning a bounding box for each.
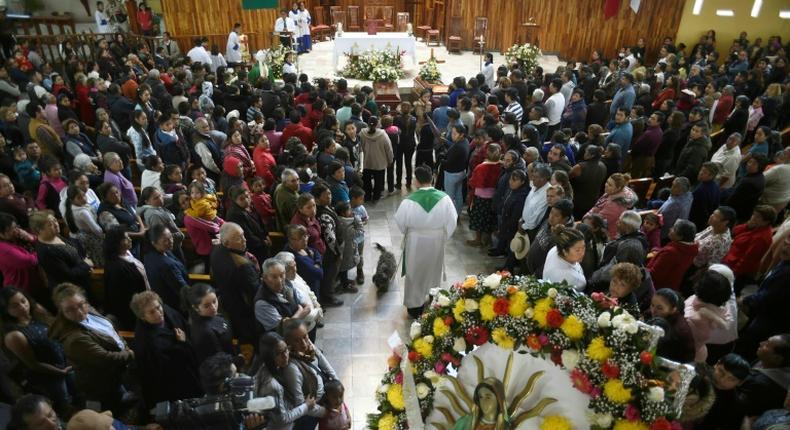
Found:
[692,0,703,15]
[780,10,790,19]
[751,0,762,17]
[715,9,734,16]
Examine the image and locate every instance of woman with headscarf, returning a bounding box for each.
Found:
[453,378,510,430]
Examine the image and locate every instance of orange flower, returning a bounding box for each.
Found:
[507,285,518,295]
[526,334,541,350]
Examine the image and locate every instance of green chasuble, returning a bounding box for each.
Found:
[406,187,447,213]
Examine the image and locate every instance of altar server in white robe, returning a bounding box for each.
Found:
[226,22,243,66]
[289,3,308,54]
[395,165,458,319]
[297,2,312,53]
[275,9,297,49]
[95,1,111,34]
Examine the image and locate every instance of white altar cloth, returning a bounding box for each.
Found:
[332,32,417,68]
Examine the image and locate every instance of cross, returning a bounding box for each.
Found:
[418,48,445,65]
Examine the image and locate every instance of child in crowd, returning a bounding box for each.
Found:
[685,270,735,363]
[185,182,220,223]
[335,201,362,292]
[188,164,216,195]
[649,288,696,363]
[319,380,351,430]
[700,353,752,429]
[141,154,164,193]
[350,186,367,284]
[169,189,189,227]
[36,157,66,216]
[249,176,275,229]
[161,164,187,195]
[641,212,662,251]
[13,146,41,193]
[467,143,502,248]
[608,262,642,317]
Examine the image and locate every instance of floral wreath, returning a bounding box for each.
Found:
[368,272,692,430]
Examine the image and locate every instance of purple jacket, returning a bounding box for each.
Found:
[104,170,138,208]
[630,124,663,157]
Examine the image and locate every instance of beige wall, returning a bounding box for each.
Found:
[675,0,790,52]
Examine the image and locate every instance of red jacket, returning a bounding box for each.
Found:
[712,94,734,125]
[721,224,773,277]
[468,162,502,189]
[281,123,314,152]
[253,146,277,187]
[647,240,699,291]
[290,211,325,256]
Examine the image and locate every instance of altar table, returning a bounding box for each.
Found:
[332,32,417,68]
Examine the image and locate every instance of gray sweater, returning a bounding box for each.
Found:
[359,128,394,170]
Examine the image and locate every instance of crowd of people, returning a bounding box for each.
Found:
[0,6,789,429]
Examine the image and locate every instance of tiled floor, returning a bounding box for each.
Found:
[296,36,564,91]
[314,189,501,430]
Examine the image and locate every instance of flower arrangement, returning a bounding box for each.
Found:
[504,43,543,75]
[368,273,687,430]
[262,45,291,80]
[341,49,406,82]
[418,57,442,83]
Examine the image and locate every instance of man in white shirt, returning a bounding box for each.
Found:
[520,163,552,234]
[544,78,565,138]
[710,132,743,189]
[226,22,242,66]
[95,1,111,34]
[559,70,575,103]
[186,37,212,65]
[275,9,297,49]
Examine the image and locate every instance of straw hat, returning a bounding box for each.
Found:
[509,230,530,260]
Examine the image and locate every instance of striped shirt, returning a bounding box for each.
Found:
[505,101,524,123]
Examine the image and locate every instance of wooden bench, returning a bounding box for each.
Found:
[88,268,213,304]
[628,177,654,208]
[647,175,675,200]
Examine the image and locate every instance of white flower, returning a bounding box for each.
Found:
[424,335,435,344]
[594,413,613,427]
[453,337,467,353]
[464,299,479,312]
[409,321,422,339]
[524,308,534,318]
[482,274,502,288]
[612,312,639,334]
[378,383,390,394]
[624,322,639,334]
[561,349,580,370]
[437,295,451,307]
[648,386,665,402]
[424,370,440,384]
[547,288,558,298]
[597,312,611,328]
[415,383,430,399]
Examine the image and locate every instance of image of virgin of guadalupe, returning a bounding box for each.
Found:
[453,377,511,430]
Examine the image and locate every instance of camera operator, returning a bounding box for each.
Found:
[200,353,267,430]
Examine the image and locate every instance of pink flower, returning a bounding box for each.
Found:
[435,360,447,374]
[589,386,601,398]
[625,404,641,421]
[394,372,403,385]
[538,334,549,345]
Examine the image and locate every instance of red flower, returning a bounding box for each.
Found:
[550,347,563,366]
[601,360,621,379]
[650,418,672,430]
[465,326,489,346]
[546,309,565,328]
[444,316,454,326]
[569,369,594,394]
[394,372,403,384]
[493,297,510,316]
[526,334,541,350]
[497,270,512,279]
[640,351,654,365]
[408,350,422,362]
[625,404,641,421]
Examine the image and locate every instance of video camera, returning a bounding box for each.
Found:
[151,375,275,430]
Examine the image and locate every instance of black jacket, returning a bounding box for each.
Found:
[189,314,235,365]
[225,203,269,263]
[103,256,149,330]
[209,246,260,344]
[675,136,711,182]
[133,305,203,408]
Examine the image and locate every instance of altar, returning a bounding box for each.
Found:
[332,32,417,69]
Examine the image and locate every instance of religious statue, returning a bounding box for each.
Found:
[453,378,511,430]
[336,22,343,37]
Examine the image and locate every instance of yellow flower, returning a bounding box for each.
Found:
[433,317,450,337]
[378,413,398,430]
[587,336,613,362]
[561,315,585,341]
[386,384,405,410]
[508,291,528,318]
[462,276,478,289]
[491,327,515,349]
[533,297,553,327]
[452,299,466,322]
[603,379,633,404]
[479,295,497,321]
[612,420,649,430]
[540,415,572,430]
[413,337,433,358]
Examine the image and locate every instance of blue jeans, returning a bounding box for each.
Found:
[444,170,466,214]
